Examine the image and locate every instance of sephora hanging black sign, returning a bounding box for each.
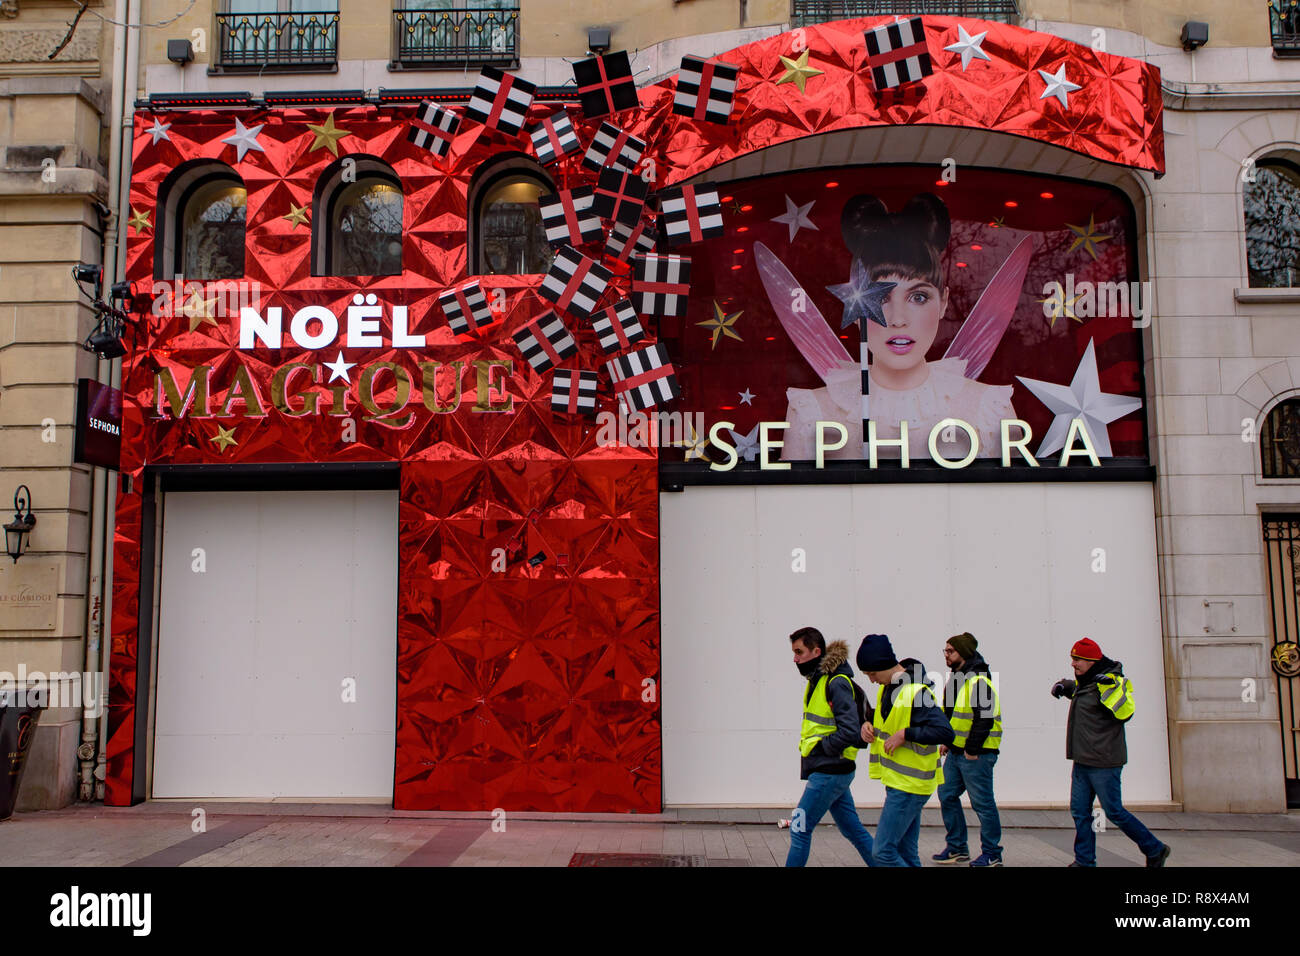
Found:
[74,379,122,470]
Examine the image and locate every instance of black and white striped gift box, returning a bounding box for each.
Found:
[438,280,494,334]
[673,56,740,125]
[528,111,580,165]
[631,253,691,318]
[582,122,645,173]
[592,167,648,227]
[606,343,681,414]
[551,369,599,417]
[863,16,933,90]
[465,66,536,136]
[539,246,613,318]
[513,310,578,373]
[539,187,603,247]
[572,50,639,119]
[590,299,646,354]
[407,100,461,158]
[658,183,724,247]
[605,215,657,262]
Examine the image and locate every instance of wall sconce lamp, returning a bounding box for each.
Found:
[5,486,36,563]
[586,28,610,55]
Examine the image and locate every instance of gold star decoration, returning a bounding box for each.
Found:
[1038,289,1083,328]
[674,421,710,462]
[181,291,220,332]
[127,207,152,233]
[210,424,238,453]
[775,49,824,95]
[697,301,743,349]
[283,203,309,228]
[1065,214,1112,261]
[988,215,1005,229]
[305,113,351,156]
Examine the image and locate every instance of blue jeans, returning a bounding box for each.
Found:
[937,751,1002,858]
[784,770,875,867]
[1070,763,1164,865]
[872,787,930,867]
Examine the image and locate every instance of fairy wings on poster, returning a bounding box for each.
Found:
[752,236,1034,383]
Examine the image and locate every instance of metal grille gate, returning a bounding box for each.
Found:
[1263,513,1300,807]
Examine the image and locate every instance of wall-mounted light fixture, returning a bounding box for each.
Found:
[1181,21,1209,51]
[167,39,194,65]
[586,28,611,55]
[73,264,128,360]
[4,486,36,563]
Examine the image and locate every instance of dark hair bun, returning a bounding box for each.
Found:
[840,192,951,266]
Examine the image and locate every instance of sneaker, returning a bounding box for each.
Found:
[931,848,970,864]
[777,819,791,830]
[969,853,1003,867]
[1145,844,1171,868]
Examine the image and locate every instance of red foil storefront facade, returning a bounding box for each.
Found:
[106,17,1164,810]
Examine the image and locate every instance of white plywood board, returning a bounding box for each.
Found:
[661,482,1171,806]
[152,489,398,799]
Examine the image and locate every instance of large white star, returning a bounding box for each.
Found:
[1015,339,1142,459]
[1037,65,1082,109]
[222,118,266,162]
[738,388,755,406]
[944,25,990,71]
[771,195,818,243]
[728,424,761,463]
[323,351,355,385]
[146,118,172,144]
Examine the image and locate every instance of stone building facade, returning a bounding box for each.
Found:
[6,0,1298,813]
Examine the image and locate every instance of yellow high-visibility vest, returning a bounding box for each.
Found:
[869,681,943,795]
[1097,673,1135,721]
[951,673,1003,751]
[799,673,859,761]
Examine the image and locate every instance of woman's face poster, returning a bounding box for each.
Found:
[657,164,1147,468]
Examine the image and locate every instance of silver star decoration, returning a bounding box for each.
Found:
[944,25,990,71]
[146,118,172,144]
[323,351,355,385]
[728,425,761,463]
[771,195,818,242]
[222,118,267,162]
[738,388,755,406]
[827,258,895,329]
[1015,339,1142,458]
[1037,65,1082,109]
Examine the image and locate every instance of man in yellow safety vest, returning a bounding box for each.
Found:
[1051,638,1171,867]
[934,632,1003,867]
[857,634,954,867]
[785,626,876,867]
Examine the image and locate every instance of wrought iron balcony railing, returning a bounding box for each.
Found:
[1270,1,1300,56]
[215,11,339,70]
[791,0,1019,27]
[392,7,519,68]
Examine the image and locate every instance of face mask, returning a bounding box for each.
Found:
[797,657,821,677]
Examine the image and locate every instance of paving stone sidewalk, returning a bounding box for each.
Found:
[2,804,1297,867]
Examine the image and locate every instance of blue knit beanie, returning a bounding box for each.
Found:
[857,634,898,672]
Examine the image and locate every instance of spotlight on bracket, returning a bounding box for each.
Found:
[1181,21,1208,51]
[586,27,610,55]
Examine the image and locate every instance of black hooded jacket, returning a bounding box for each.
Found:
[1059,657,1130,768]
[942,652,997,755]
[800,641,862,779]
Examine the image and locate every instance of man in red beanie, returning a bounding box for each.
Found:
[1051,638,1171,867]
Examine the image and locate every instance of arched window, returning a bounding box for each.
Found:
[155,162,246,280]
[470,157,553,276]
[313,156,403,277]
[1245,158,1300,288]
[1261,397,1300,478]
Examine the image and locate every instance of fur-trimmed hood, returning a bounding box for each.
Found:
[821,640,850,675]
